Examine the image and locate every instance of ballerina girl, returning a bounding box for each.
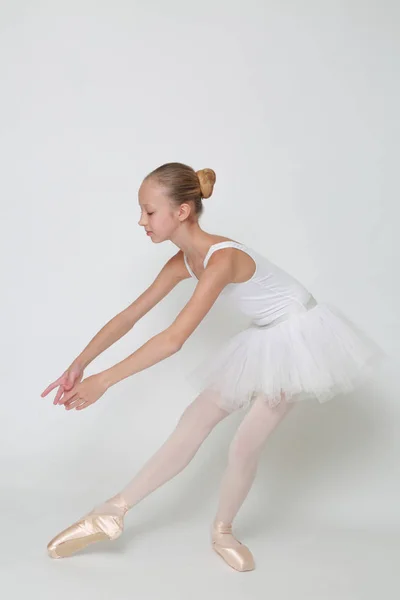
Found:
[42,162,385,571]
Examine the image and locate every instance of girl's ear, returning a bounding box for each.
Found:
[178,203,192,222]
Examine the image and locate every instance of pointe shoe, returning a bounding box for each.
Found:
[47,495,130,559]
[211,521,255,572]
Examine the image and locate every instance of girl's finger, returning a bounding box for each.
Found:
[75,402,89,410]
[53,385,65,405]
[60,391,78,406]
[41,378,63,397]
[65,397,82,409]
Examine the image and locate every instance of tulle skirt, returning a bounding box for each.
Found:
[186,298,386,412]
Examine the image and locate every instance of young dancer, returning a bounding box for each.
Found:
[42,162,385,571]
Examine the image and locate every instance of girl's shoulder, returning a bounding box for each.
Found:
[207,235,243,245]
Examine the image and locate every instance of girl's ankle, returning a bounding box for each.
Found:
[107,493,131,515]
[212,520,233,534]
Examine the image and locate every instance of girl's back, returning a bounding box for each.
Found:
[184,239,313,327]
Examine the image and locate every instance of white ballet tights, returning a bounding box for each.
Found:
[98,391,294,533]
[97,390,229,515]
[212,393,294,526]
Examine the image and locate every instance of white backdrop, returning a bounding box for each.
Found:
[1,1,399,597]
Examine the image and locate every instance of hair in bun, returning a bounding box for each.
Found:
[144,162,217,219]
[195,168,216,199]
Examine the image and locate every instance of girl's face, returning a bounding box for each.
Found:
[138,179,189,242]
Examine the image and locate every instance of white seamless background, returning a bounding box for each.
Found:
[0,1,398,597]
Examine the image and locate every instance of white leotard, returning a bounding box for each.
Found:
[183,241,315,327]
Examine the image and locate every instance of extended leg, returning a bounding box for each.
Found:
[47,390,231,558]
[112,389,231,509]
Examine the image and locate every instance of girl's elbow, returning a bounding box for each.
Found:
[165,329,186,352]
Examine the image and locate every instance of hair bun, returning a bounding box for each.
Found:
[196,168,216,199]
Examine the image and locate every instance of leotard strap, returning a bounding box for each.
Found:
[203,241,249,269]
[183,253,196,278]
[184,241,253,280]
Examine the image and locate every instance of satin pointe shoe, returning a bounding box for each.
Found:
[211,521,255,572]
[47,495,130,559]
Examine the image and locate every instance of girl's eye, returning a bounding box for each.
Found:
[148,212,154,216]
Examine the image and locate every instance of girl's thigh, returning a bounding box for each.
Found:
[231,392,296,452]
[177,389,232,431]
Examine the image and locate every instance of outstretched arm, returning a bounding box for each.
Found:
[43,250,189,407]
[72,250,188,370]
[98,251,234,388]
[57,251,234,410]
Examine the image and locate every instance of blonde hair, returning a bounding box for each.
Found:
[144,162,216,218]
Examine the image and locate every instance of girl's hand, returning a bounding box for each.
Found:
[41,361,85,405]
[57,373,109,411]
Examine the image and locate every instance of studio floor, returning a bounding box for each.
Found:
[3,494,399,600]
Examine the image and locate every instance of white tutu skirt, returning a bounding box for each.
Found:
[186,301,387,412]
